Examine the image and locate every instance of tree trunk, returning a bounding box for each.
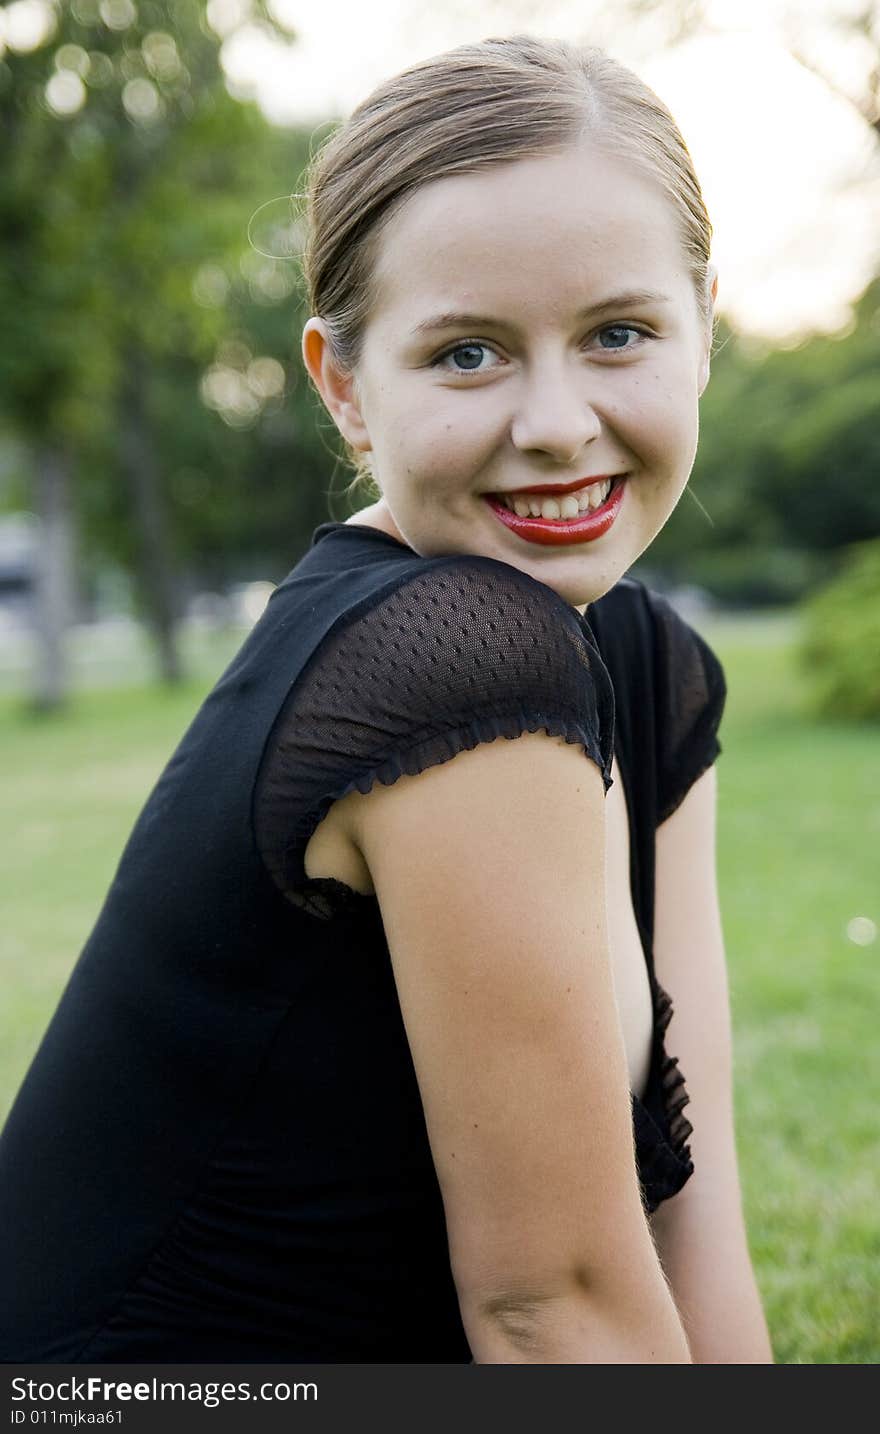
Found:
[31,445,75,713]
[119,350,183,685]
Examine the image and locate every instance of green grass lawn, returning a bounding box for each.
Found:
[702,611,879,1365]
[1,610,877,1363]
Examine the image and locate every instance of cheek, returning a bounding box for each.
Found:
[620,363,699,463]
[385,397,496,490]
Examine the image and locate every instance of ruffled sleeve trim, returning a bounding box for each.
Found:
[273,706,613,922]
[254,555,616,922]
[633,976,695,1213]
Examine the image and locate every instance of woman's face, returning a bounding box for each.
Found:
[304,141,716,610]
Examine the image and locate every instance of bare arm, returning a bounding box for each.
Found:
[348,729,692,1364]
[650,765,773,1364]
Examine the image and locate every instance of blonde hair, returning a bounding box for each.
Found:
[302,34,715,493]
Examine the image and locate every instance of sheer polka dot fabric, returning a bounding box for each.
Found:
[254,558,615,919]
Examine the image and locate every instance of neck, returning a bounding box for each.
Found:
[345,501,594,617]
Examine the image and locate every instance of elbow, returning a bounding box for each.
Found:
[475,1284,570,1360]
[460,1267,693,1364]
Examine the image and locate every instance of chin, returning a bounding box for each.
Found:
[512,559,619,611]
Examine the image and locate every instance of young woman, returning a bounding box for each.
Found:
[0,35,773,1363]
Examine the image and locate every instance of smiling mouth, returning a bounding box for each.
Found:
[491,476,618,521]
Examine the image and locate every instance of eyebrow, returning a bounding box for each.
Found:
[409,290,673,337]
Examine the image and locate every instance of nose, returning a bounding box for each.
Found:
[509,360,603,464]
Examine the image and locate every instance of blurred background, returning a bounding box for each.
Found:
[1,0,878,1363]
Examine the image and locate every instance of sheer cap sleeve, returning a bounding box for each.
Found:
[253,556,614,918]
[648,590,727,825]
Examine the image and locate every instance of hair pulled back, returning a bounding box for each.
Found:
[302,34,714,484]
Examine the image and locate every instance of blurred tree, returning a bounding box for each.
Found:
[0,0,340,702]
[602,0,880,129]
[780,0,880,138]
[799,536,880,720]
[644,278,880,603]
[6,0,878,658]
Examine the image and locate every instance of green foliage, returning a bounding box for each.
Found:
[798,539,880,720]
[0,0,350,591]
[648,287,880,601]
[680,544,834,608]
[4,4,880,603]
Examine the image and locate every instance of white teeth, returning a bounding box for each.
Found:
[498,478,615,520]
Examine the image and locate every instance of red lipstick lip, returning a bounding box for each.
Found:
[500,474,623,497]
[483,475,626,546]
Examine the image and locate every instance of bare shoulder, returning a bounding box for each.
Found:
[346,726,604,909]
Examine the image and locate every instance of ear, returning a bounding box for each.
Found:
[301,317,372,453]
[697,264,719,397]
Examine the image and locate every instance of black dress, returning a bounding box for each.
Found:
[0,521,726,1363]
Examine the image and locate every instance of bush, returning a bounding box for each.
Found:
[667,545,832,608]
[799,538,880,720]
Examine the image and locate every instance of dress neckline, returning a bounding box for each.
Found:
[310,520,598,632]
[311,520,415,553]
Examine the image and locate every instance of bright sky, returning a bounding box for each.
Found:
[2,0,876,341]
[217,0,880,344]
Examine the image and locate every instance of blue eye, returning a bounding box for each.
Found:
[432,342,499,374]
[595,325,648,351]
[431,325,651,375]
